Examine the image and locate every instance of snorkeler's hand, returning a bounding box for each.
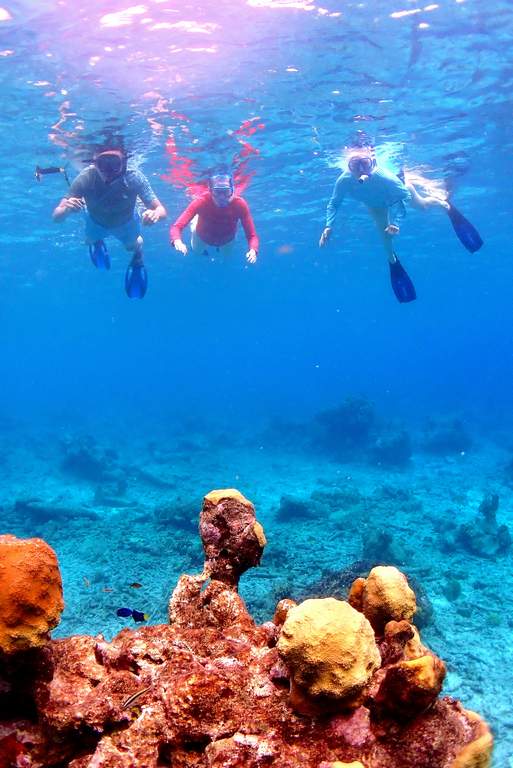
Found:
[439,200,451,211]
[142,208,161,225]
[63,197,84,213]
[52,197,84,221]
[246,248,257,264]
[173,239,188,255]
[385,224,400,235]
[319,227,331,247]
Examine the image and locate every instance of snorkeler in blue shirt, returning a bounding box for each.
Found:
[319,151,482,303]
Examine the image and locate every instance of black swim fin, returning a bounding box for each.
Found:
[447,204,483,253]
[125,258,148,299]
[89,240,110,270]
[389,256,416,303]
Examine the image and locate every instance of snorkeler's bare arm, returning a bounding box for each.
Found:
[52,196,84,221]
[141,197,167,225]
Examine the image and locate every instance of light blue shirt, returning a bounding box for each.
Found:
[325,167,411,229]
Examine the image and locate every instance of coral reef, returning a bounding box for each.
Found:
[0,491,493,768]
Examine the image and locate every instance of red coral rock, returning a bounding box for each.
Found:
[199,489,266,586]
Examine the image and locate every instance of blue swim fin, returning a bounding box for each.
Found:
[125,258,148,299]
[447,204,483,253]
[389,256,416,303]
[89,240,110,270]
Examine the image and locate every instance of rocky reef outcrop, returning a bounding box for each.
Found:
[440,492,512,558]
[0,489,493,767]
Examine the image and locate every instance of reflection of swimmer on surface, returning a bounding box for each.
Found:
[52,146,166,299]
[319,142,483,303]
[170,174,259,264]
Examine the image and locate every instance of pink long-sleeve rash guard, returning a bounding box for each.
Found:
[170,192,259,251]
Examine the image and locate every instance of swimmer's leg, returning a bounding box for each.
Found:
[367,206,416,303]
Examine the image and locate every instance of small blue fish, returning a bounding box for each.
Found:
[116,607,149,622]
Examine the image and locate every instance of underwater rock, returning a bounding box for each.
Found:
[60,443,112,483]
[310,486,363,512]
[275,494,316,522]
[127,465,176,489]
[0,491,493,768]
[14,497,99,522]
[298,560,383,601]
[0,535,64,653]
[154,499,199,533]
[314,396,378,459]
[453,492,512,558]
[361,529,397,563]
[420,417,472,455]
[370,430,412,468]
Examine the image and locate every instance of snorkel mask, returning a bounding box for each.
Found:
[348,154,376,183]
[209,174,234,207]
[94,149,126,183]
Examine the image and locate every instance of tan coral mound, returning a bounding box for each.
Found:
[277,597,381,708]
[319,763,365,768]
[349,565,416,633]
[0,534,64,653]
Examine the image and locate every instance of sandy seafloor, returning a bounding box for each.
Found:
[1,419,512,768]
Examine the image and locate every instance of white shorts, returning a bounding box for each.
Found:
[190,215,234,257]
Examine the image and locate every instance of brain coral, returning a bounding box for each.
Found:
[277,597,380,708]
[349,565,416,633]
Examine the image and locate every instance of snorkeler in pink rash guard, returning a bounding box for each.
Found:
[170,174,259,263]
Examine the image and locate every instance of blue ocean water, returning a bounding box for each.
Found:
[1,0,512,765]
